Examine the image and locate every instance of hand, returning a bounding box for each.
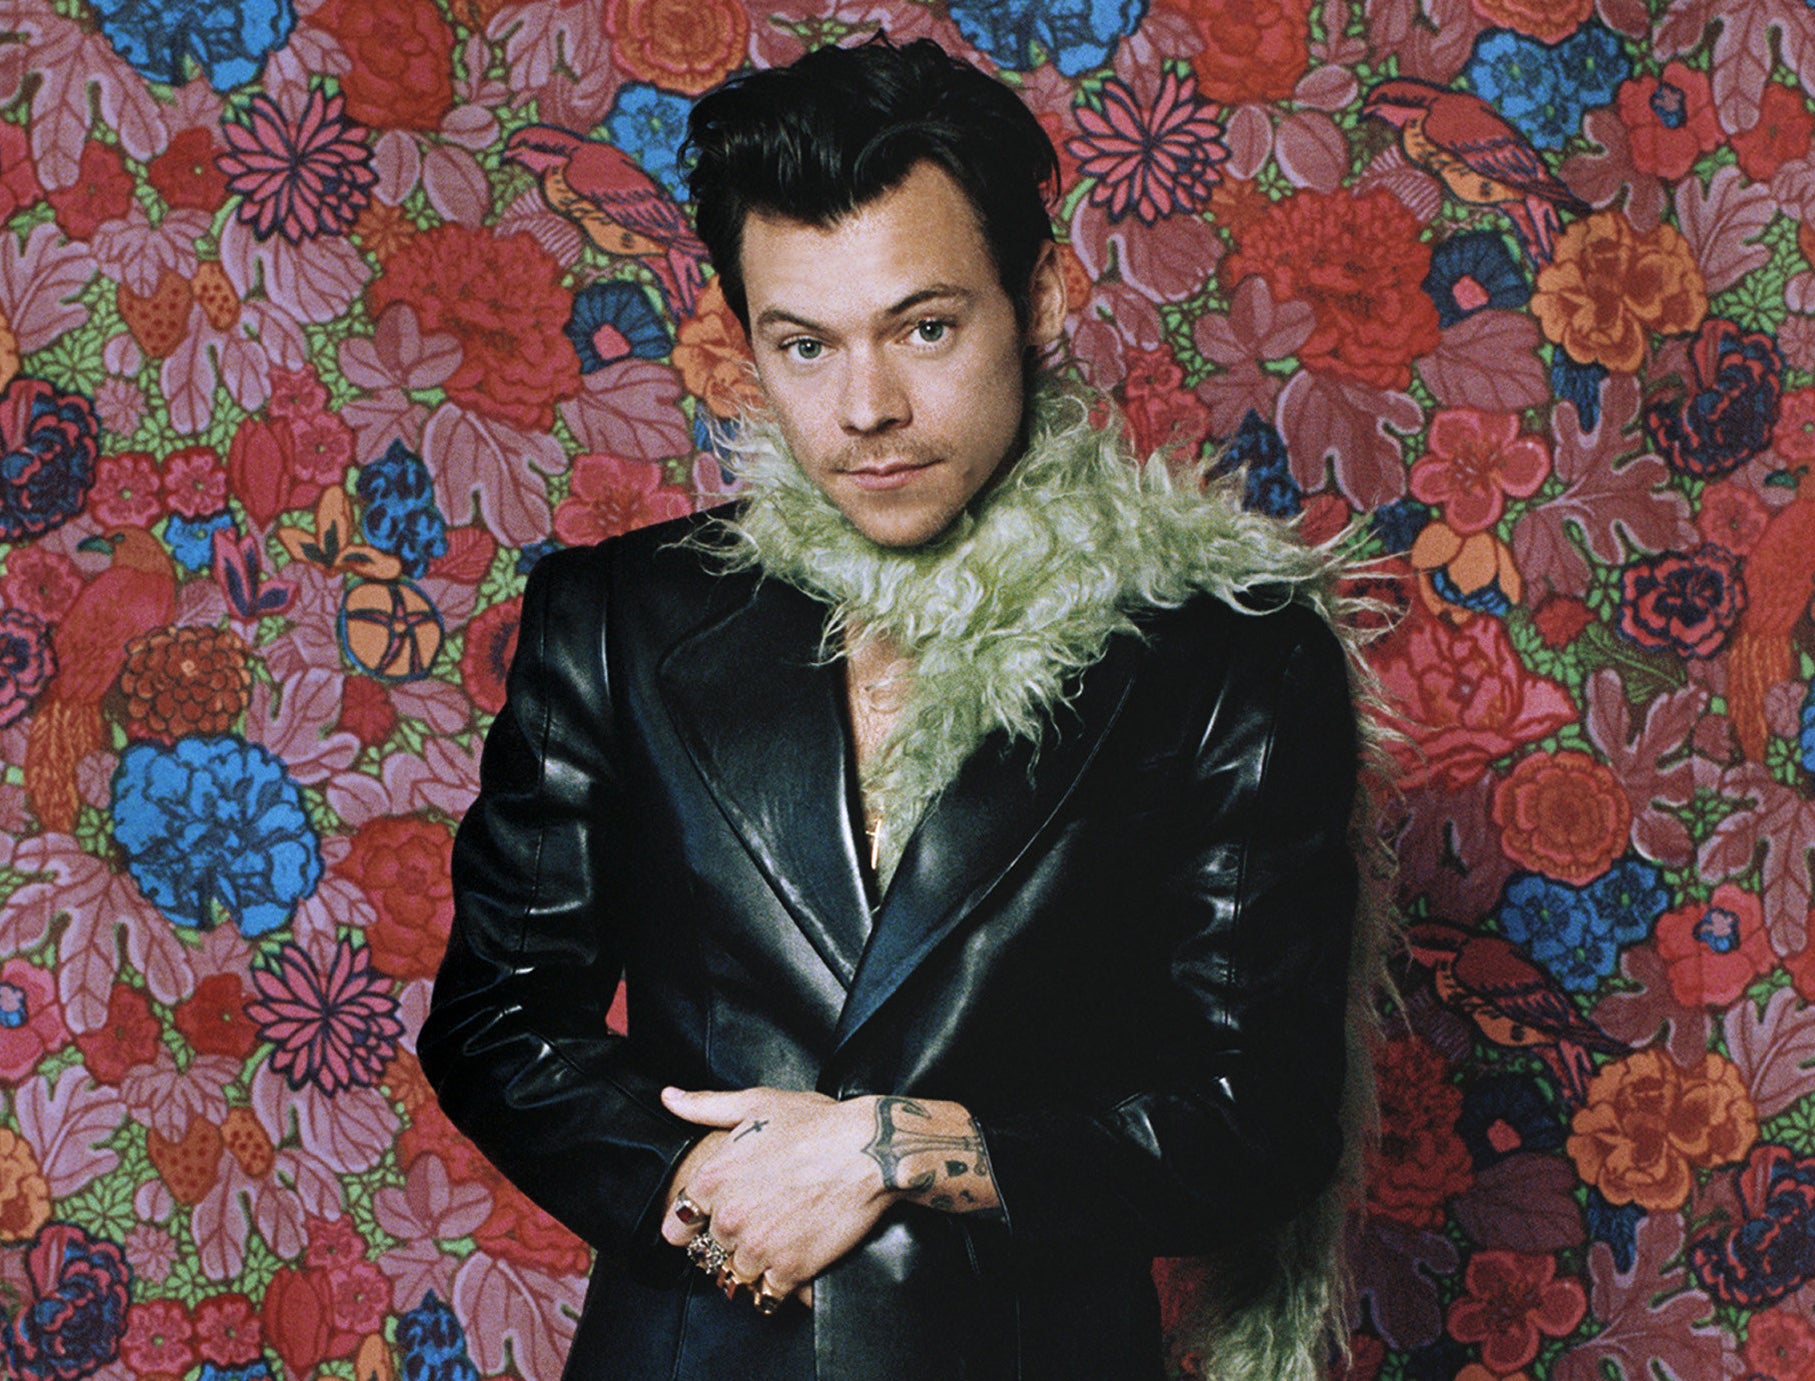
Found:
[658,1086,889,1303]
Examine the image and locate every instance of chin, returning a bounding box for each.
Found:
[848,509,957,549]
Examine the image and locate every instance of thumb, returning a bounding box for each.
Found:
[661,1086,756,1128]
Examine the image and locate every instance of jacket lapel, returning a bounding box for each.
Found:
[830,632,1140,1056]
[658,579,873,987]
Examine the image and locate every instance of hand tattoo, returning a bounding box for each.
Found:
[862,1096,992,1211]
[733,1119,768,1142]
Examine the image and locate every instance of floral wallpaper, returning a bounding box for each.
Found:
[0,0,1812,1378]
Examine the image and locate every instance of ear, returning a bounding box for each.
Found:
[1024,241,1068,351]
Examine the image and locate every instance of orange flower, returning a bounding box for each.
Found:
[673,278,763,418]
[1532,211,1707,373]
[1567,1049,1756,1210]
[606,0,748,96]
[0,1128,51,1242]
[1491,749,1631,885]
[1468,0,1591,41]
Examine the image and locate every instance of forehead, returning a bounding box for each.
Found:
[738,163,1002,326]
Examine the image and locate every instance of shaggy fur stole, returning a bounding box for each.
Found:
[707,385,1394,1381]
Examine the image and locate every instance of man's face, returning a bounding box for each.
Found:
[739,162,1065,548]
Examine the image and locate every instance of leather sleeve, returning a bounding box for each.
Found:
[976,607,1359,1255]
[419,546,699,1278]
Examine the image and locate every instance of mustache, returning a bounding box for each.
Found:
[833,439,941,472]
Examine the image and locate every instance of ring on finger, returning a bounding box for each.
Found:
[685,1232,728,1275]
[752,1275,786,1316]
[673,1192,708,1228]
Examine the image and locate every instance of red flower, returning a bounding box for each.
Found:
[1696,479,1770,555]
[366,225,582,431]
[1369,606,1577,791]
[1069,71,1228,226]
[1161,0,1310,103]
[0,958,70,1083]
[260,1267,337,1377]
[46,140,134,240]
[461,595,522,717]
[0,612,56,731]
[553,454,693,547]
[192,1293,262,1366]
[1446,1250,1586,1373]
[333,815,455,982]
[162,445,228,519]
[605,0,749,96]
[1743,1303,1815,1379]
[1733,82,1815,183]
[473,1178,594,1278]
[338,675,397,747]
[1530,593,1595,648]
[1615,63,1721,180]
[287,412,355,485]
[147,128,231,213]
[172,972,258,1060]
[268,366,329,420]
[1121,346,1213,461]
[1367,1034,1473,1227]
[1654,883,1775,1008]
[0,123,44,222]
[119,1297,196,1377]
[1774,388,1815,464]
[218,89,379,243]
[1223,188,1441,392]
[1491,749,1631,885]
[1410,410,1550,534]
[0,545,81,622]
[309,0,456,131]
[90,451,163,528]
[1618,545,1746,659]
[74,983,162,1085]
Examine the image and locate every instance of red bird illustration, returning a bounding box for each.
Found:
[24,527,176,834]
[1727,491,1815,762]
[504,125,707,314]
[1362,79,1590,264]
[1406,920,1628,1105]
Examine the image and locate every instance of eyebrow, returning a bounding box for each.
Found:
[752,284,975,335]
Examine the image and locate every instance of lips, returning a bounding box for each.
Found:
[841,457,939,490]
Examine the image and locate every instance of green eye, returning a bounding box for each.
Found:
[789,339,823,360]
[915,320,948,343]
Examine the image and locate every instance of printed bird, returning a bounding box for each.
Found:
[504,125,707,314]
[24,527,176,835]
[1406,920,1628,1105]
[1726,490,1815,762]
[1362,79,1590,264]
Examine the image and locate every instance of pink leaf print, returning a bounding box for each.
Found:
[383,737,484,819]
[375,1154,494,1243]
[245,669,359,784]
[422,144,492,227]
[1355,144,1445,223]
[1560,110,1666,233]
[1701,0,1814,129]
[1675,166,1775,294]
[1223,105,1275,180]
[389,676,472,735]
[490,0,613,90]
[558,360,693,465]
[494,185,585,266]
[372,129,424,205]
[25,18,161,187]
[14,1069,125,1197]
[1293,65,1359,112]
[1277,370,1424,508]
[1418,311,1551,413]
[221,220,370,326]
[1584,670,1701,868]
[1551,1212,1740,1381]
[1510,376,1695,597]
[1702,763,1815,953]
[0,222,96,353]
[1274,110,1348,192]
[121,1051,237,1141]
[191,1171,256,1282]
[284,1081,400,1177]
[91,206,208,297]
[161,324,218,437]
[1451,1152,1586,1254]
[1195,276,1315,366]
[451,1253,584,1379]
[422,402,565,547]
[1591,945,1709,1070]
[1724,986,1815,1119]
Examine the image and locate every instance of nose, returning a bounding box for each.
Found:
[838,346,908,435]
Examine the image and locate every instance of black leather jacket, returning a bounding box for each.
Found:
[420,509,1359,1380]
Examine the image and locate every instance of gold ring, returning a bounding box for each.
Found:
[673,1193,708,1227]
[753,1276,786,1316]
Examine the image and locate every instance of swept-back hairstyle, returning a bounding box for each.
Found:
[684,36,1059,330]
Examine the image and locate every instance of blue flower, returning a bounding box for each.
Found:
[1585,1188,1644,1274]
[357,441,448,578]
[1456,1073,1564,1169]
[1498,862,1657,993]
[1800,679,1815,778]
[198,1366,273,1381]
[949,0,1148,77]
[1,1224,131,1381]
[0,378,100,543]
[566,281,672,373]
[1370,497,1431,554]
[397,1292,480,1381]
[1422,232,1528,327]
[1645,318,1783,479]
[1429,567,1512,616]
[1465,26,1630,149]
[1212,410,1301,518]
[605,84,695,202]
[1690,1145,1815,1306]
[162,511,236,572]
[111,735,321,937]
[92,0,296,90]
[516,539,559,576]
[1551,350,1607,431]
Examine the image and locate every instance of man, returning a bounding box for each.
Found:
[422,36,1362,1381]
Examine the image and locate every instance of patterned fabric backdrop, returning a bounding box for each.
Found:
[0,0,1812,1377]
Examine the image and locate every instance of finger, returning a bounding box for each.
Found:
[796,1281,814,1309]
[661,1086,759,1128]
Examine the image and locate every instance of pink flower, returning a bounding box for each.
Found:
[245,939,404,1095]
[1410,410,1551,534]
[1773,387,1815,463]
[1069,70,1228,225]
[0,546,80,622]
[287,412,356,485]
[119,1297,196,1377]
[0,611,56,733]
[268,367,329,420]
[1654,883,1776,1008]
[0,958,71,1082]
[1696,479,1770,555]
[218,88,378,243]
[553,454,693,547]
[90,450,164,527]
[193,1293,262,1366]
[163,446,229,519]
[1446,1250,1586,1372]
